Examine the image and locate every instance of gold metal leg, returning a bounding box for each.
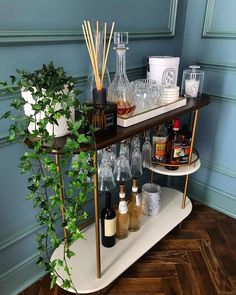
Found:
[93,151,101,278]
[151,171,154,183]
[55,152,67,241]
[181,110,199,209]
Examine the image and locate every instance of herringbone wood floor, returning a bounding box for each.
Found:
[19,200,236,295]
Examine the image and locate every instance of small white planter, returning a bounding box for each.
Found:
[22,86,75,138]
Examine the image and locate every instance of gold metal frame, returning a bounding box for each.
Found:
[93,151,101,278]
[181,109,199,209]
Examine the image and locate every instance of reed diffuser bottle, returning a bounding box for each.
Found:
[82,20,117,134]
[108,32,135,118]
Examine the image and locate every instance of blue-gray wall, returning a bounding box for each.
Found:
[179,0,236,218]
[0,1,188,294]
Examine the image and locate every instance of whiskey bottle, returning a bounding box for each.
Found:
[116,184,129,239]
[128,177,142,232]
[179,124,192,164]
[152,124,167,162]
[101,192,116,247]
[166,119,181,170]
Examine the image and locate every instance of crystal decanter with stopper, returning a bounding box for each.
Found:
[108,32,135,118]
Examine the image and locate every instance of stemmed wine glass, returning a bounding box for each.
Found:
[142,131,152,168]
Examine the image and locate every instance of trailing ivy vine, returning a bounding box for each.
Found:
[0,62,96,293]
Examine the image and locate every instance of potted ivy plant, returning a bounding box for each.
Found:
[0,62,96,293]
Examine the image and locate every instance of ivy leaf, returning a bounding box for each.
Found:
[0,111,11,120]
[61,279,71,290]
[50,274,57,289]
[66,249,76,259]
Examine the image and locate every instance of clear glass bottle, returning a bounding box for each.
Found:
[181,65,205,98]
[152,124,167,162]
[108,32,135,118]
[128,177,142,232]
[116,184,129,239]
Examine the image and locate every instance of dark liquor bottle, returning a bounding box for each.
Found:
[101,192,116,248]
[166,119,181,170]
[179,124,192,164]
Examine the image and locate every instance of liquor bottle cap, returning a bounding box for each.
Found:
[173,119,180,130]
[132,177,138,190]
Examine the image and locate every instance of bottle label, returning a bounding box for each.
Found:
[173,143,182,158]
[105,218,116,237]
[105,113,114,128]
[119,201,128,214]
[136,194,141,206]
[132,187,138,193]
[155,142,166,159]
[119,193,125,199]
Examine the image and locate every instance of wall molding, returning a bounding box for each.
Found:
[198,61,236,73]
[0,249,48,295]
[202,0,236,38]
[205,92,236,105]
[0,0,177,45]
[201,159,236,180]
[0,223,41,251]
[188,177,236,219]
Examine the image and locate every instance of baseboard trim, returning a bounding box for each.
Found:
[0,251,46,295]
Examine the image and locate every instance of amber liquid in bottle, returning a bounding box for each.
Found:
[116,184,129,239]
[128,178,142,232]
[166,119,181,170]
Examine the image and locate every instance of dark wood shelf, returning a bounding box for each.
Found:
[94,94,210,150]
[25,94,210,153]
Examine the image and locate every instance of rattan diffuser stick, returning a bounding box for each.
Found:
[82,20,115,91]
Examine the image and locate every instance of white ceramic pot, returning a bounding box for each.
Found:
[147,56,180,86]
[22,86,75,138]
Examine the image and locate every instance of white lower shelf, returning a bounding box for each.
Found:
[51,187,192,294]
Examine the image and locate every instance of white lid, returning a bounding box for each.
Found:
[148,56,180,65]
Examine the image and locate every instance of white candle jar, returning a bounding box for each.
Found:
[181,65,204,98]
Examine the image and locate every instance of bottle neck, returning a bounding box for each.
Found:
[116,48,126,74]
[105,193,111,209]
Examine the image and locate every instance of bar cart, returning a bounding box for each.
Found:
[50,94,210,294]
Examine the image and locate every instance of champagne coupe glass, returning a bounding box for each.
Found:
[113,154,132,182]
[119,140,130,160]
[142,131,152,168]
[131,146,143,178]
[98,159,116,191]
[131,135,140,155]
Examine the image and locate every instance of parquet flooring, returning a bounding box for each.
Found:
[19,201,236,295]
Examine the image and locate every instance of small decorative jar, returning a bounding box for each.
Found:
[181,65,204,98]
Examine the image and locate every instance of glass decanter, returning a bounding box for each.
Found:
[108,32,135,118]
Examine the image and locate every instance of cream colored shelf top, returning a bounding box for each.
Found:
[148,154,201,176]
[51,187,192,294]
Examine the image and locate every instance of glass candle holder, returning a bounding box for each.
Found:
[181,65,204,98]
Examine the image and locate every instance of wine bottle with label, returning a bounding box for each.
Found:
[101,192,116,247]
[116,183,129,239]
[128,177,142,232]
